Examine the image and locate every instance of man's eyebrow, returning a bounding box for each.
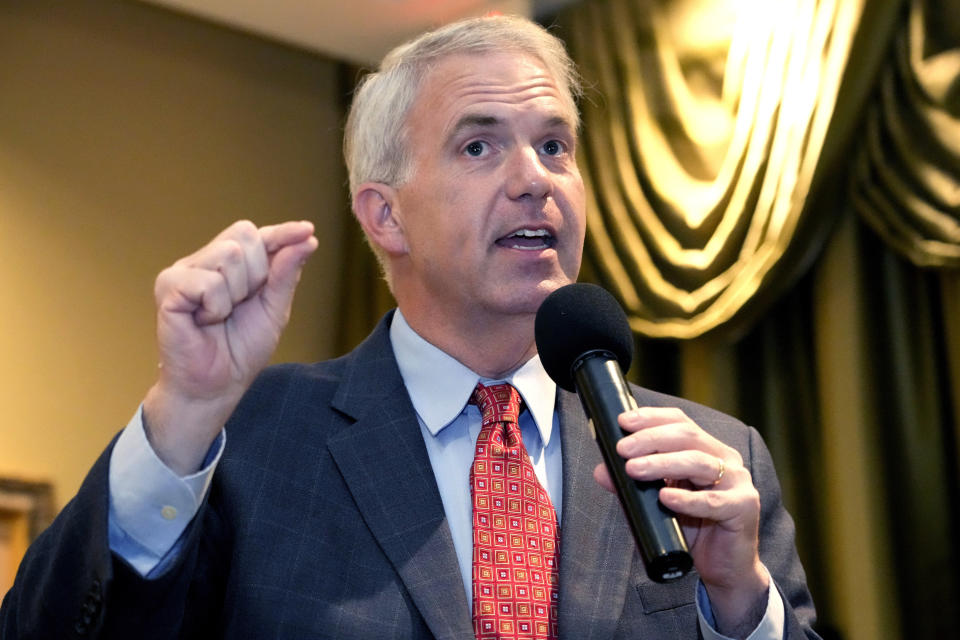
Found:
[447,113,576,141]
[545,115,575,130]
[448,114,502,140]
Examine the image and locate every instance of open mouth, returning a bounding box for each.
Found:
[496,228,555,251]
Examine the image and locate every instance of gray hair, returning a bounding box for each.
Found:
[343,15,581,201]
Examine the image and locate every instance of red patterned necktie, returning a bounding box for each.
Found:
[470,382,559,640]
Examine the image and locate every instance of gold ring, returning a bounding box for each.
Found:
[712,458,725,485]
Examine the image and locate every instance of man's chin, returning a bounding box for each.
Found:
[502,278,574,316]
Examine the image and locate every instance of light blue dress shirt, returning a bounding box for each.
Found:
[108,309,782,639]
[388,310,563,605]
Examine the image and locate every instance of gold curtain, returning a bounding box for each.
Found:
[852,0,960,267]
[567,0,865,338]
[555,1,960,639]
[725,211,960,640]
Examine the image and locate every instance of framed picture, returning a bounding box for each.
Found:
[0,478,54,597]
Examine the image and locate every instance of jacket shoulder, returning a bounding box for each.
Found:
[628,384,750,432]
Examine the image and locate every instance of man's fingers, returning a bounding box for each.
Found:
[658,484,760,530]
[183,221,268,303]
[259,220,316,254]
[617,407,691,432]
[153,218,317,352]
[155,264,233,326]
[615,408,742,467]
[182,240,252,304]
[659,487,735,523]
[596,451,736,492]
[170,220,315,315]
[624,450,733,488]
[616,422,716,459]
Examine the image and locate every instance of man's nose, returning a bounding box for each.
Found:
[505,147,552,200]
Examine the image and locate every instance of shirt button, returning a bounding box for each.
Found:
[161,505,178,520]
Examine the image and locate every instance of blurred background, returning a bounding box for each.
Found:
[1,2,957,639]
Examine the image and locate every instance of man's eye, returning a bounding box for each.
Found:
[542,139,565,156]
[464,141,487,156]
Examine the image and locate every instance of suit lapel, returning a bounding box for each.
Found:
[322,317,658,639]
[556,389,636,639]
[327,316,475,640]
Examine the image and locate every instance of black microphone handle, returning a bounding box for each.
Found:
[573,352,693,582]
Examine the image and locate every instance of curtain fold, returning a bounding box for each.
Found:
[630,212,960,640]
[566,0,866,338]
[732,271,833,628]
[852,0,960,267]
[859,222,960,639]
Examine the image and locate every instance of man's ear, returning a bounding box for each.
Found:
[352,182,408,255]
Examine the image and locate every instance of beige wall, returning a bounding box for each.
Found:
[0,3,348,510]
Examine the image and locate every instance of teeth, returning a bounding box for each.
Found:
[509,229,550,238]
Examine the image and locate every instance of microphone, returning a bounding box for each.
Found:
[535,283,692,582]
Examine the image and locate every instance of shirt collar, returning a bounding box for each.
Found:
[389,309,557,446]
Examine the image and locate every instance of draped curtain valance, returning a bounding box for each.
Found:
[566,0,960,338]
[852,0,960,267]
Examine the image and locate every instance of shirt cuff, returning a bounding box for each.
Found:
[696,566,785,640]
[108,405,225,573]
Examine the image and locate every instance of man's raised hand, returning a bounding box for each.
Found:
[143,220,318,475]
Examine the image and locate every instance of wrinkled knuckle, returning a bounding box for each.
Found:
[220,240,245,265]
[231,219,258,236]
[646,430,663,450]
[736,465,755,487]
[210,287,233,317]
[727,446,744,467]
[154,268,170,290]
[704,491,725,511]
[154,266,178,296]
[738,488,761,514]
[677,422,699,439]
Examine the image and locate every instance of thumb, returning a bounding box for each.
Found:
[259,236,319,326]
[593,463,616,494]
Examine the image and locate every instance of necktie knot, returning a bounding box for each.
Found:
[471,383,522,427]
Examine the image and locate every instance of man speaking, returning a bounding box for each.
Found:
[1,15,819,639]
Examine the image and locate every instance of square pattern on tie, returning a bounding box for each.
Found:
[470,383,559,640]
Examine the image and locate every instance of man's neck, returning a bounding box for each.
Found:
[396,304,538,379]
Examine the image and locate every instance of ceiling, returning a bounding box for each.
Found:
[140,0,581,66]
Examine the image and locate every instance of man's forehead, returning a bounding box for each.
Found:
[411,52,577,130]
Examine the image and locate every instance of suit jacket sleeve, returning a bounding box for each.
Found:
[0,435,231,639]
[745,425,820,638]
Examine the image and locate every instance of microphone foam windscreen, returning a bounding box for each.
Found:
[535,283,634,391]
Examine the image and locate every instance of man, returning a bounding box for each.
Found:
[1,15,818,639]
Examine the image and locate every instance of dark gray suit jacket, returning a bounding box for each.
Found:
[1,312,819,638]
